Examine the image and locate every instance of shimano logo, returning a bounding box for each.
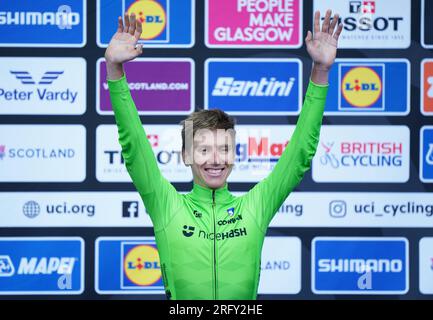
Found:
[0,11,80,27]
[318,258,403,273]
[217,214,242,226]
[212,77,295,97]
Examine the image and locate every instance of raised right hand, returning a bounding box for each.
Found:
[104,12,143,65]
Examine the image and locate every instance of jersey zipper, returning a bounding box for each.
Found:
[212,190,217,300]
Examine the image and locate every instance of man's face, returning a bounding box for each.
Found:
[184,128,235,189]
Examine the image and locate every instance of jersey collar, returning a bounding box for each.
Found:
[190,183,233,204]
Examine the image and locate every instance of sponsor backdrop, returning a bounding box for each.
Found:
[0,0,432,300]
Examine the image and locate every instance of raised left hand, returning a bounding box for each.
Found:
[306,10,343,71]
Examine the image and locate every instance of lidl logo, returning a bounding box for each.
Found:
[123,244,161,288]
[340,65,383,110]
[324,59,409,115]
[98,0,194,48]
[124,0,168,42]
[96,237,164,294]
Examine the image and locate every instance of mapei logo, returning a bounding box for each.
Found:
[0,238,84,294]
[0,0,86,47]
[122,243,162,288]
[312,237,409,294]
[340,64,384,111]
[10,71,63,85]
[123,0,168,43]
[0,256,15,277]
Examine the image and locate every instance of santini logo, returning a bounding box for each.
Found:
[212,77,295,97]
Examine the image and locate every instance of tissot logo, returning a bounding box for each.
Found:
[10,70,63,85]
[182,225,195,237]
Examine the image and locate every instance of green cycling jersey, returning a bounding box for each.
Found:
[108,75,328,300]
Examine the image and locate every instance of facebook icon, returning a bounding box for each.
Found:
[122,201,139,218]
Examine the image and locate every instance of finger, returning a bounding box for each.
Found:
[135,44,143,56]
[134,17,142,40]
[123,12,130,33]
[313,10,320,34]
[305,30,312,43]
[321,9,332,33]
[116,16,123,33]
[329,13,339,34]
[129,13,136,35]
[333,23,344,41]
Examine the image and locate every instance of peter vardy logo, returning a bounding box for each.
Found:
[0,58,86,115]
[205,59,301,115]
[312,237,409,294]
[182,225,195,237]
[0,238,83,294]
[123,201,139,218]
[10,71,63,85]
[0,0,86,47]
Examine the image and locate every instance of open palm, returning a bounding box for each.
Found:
[105,13,143,64]
[306,10,343,70]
